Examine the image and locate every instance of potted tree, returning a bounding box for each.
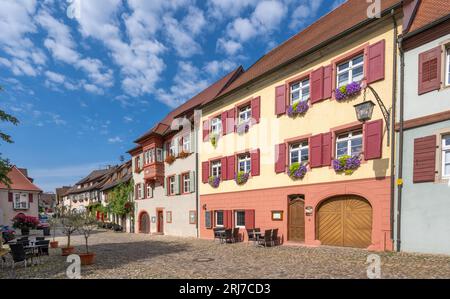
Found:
[78,213,98,265]
[12,214,39,236]
[48,217,59,248]
[60,210,81,256]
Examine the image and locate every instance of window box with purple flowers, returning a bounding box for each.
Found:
[236,122,250,135]
[333,155,361,175]
[208,176,220,188]
[288,162,308,180]
[235,171,250,185]
[287,100,310,118]
[335,82,362,101]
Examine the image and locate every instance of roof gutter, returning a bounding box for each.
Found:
[213,2,403,103]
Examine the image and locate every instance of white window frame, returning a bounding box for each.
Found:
[442,135,450,178]
[235,210,246,228]
[211,160,222,178]
[182,173,191,193]
[183,135,191,153]
[169,176,176,195]
[290,78,310,105]
[336,130,363,159]
[13,193,29,210]
[337,54,365,88]
[238,154,251,173]
[146,183,153,198]
[446,48,450,86]
[211,117,222,135]
[289,141,309,165]
[215,210,224,227]
[137,184,142,199]
[156,148,163,162]
[238,105,252,124]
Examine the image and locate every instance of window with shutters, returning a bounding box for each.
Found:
[422,57,438,83]
[337,54,364,88]
[146,183,153,199]
[13,193,29,210]
[238,105,252,124]
[136,184,142,200]
[168,176,176,196]
[211,117,222,135]
[215,211,224,227]
[289,141,309,165]
[211,160,222,178]
[169,140,178,157]
[238,153,251,173]
[336,130,363,159]
[290,78,310,105]
[235,211,246,228]
[182,135,191,153]
[446,48,450,86]
[182,173,191,193]
[442,135,450,178]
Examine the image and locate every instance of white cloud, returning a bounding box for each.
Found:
[123,116,133,123]
[45,71,65,84]
[217,38,243,56]
[289,0,324,30]
[163,16,202,58]
[207,0,258,20]
[108,136,123,144]
[204,60,237,76]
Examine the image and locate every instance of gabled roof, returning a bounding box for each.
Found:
[0,166,42,192]
[75,169,111,185]
[406,0,450,34]
[133,66,244,144]
[217,0,401,99]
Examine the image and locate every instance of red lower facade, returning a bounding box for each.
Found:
[200,177,393,251]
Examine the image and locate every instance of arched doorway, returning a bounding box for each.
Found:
[139,212,150,234]
[317,195,372,248]
[288,196,305,242]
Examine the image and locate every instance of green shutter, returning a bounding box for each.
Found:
[190,171,195,193]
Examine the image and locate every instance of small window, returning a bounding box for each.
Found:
[182,173,191,193]
[156,148,163,162]
[235,211,246,228]
[337,54,364,88]
[442,135,450,178]
[146,183,153,198]
[446,48,450,86]
[336,130,363,159]
[13,193,29,210]
[189,211,196,225]
[238,154,251,173]
[211,117,222,135]
[290,78,310,105]
[183,135,191,153]
[168,176,176,195]
[169,141,178,157]
[215,211,224,227]
[136,184,142,199]
[166,211,172,223]
[211,160,222,178]
[238,105,251,124]
[290,141,309,165]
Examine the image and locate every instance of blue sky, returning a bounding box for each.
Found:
[0,0,344,192]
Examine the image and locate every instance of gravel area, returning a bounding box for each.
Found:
[1,230,450,279]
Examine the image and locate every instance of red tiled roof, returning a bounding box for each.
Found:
[133,66,243,144]
[218,0,401,98]
[408,0,450,32]
[0,166,42,192]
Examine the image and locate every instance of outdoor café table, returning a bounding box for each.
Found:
[24,244,47,265]
[253,232,264,246]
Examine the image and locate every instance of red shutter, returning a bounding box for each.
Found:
[227,155,236,180]
[203,120,210,142]
[224,210,233,229]
[275,85,287,116]
[221,111,228,136]
[321,133,332,166]
[323,65,333,99]
[251,96,261,124]
[364,119,383,160]
[245,210,255,229]
[202,161,210,183]
[418,46,442,95]
[311,67,324,104]
[221,157,228,181]
[28,193,33,203]
[251,149,260,176]
[275,143,286,174]
[8,192,13,202]
[310,135,323,168]
[226,108,235,134]
[413,135,437,183]
[367,40,386,84]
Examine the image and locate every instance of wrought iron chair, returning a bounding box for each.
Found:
[258,230,273,247]
[9,243,34,269]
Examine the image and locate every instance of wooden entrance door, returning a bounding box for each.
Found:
[289,199,305,242]
[157,210,164,233]
[139,212,150,234]
[317,196,372,248]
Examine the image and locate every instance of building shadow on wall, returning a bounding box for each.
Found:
[372,158,390,179]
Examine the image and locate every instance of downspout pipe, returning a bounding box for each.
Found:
[390,9,398,247]
[396,36,405,252]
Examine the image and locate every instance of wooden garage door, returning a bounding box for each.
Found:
[318,196,372,248]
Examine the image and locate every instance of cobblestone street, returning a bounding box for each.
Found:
[1,230,450,279]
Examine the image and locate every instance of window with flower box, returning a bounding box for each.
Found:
[238,154,251,173]
[210,117,222,135]
[336,130,363,159]
[238,105,251,124]
[337,54,364,88]
[169,140,178,157]
[289,141,309,165]
[211,160,222,178]
[290,78,310,105]
[215,211,224,227]
[442,135,450,178]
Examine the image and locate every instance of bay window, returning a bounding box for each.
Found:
[215,211,224,227]
[336,130,363,159]
[337,54,364,88]
[238,154,251,173]
[13,193,29,210]
[289,141,309,165]
[290,78,310,105]
[211,160,222,178]
[211,117,222,135]
[442,135,450,178]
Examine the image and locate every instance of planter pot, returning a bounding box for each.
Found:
[21,227,30,236]
[61,246,75,256]
[43,227,51,236]
[50,241,59,248]
[79,252,96,266]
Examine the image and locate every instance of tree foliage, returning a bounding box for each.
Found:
[106,181,134,217]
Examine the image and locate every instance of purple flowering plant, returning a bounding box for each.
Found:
[208,176,221,188]
[333,155,361,175]
[288,163,308,180]
[235,171,250,185]
[335,82,362,102]
[287,100,309,117]
[236,122,250,135]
